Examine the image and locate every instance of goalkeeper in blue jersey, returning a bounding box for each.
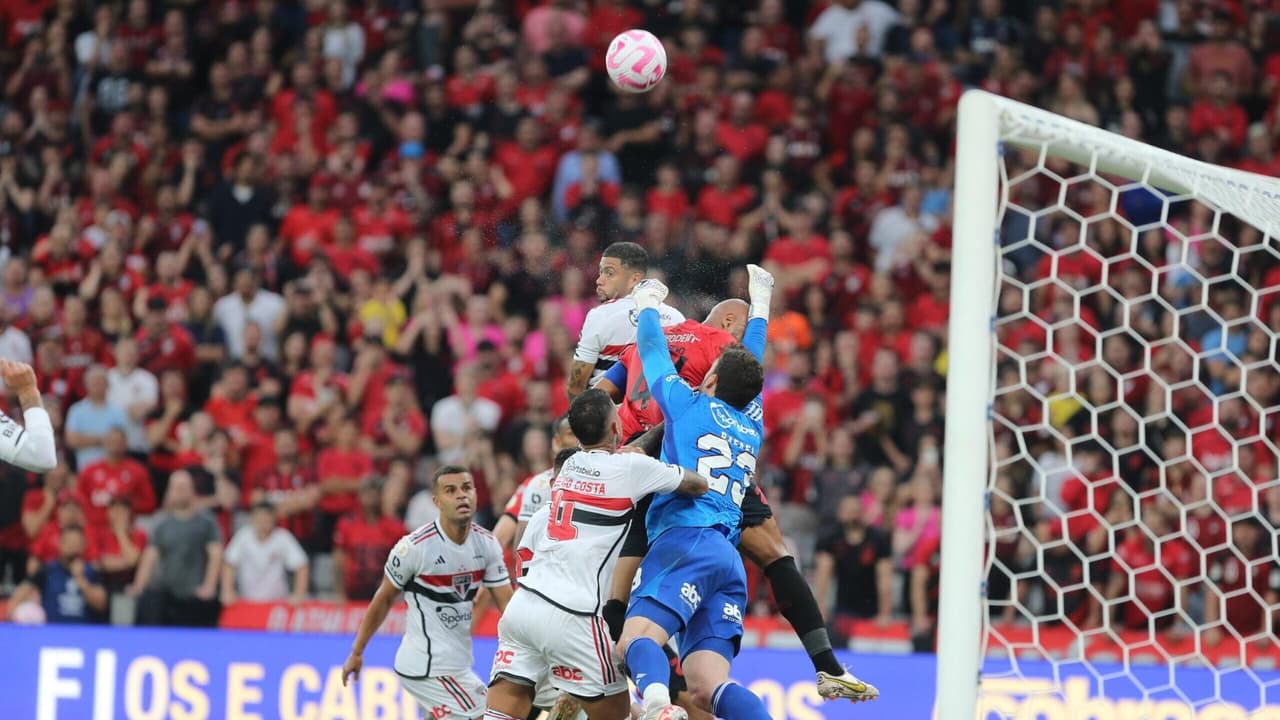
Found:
[615,266,876,720]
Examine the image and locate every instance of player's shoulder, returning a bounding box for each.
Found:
[402,521,440,547]
[583,297,628,324]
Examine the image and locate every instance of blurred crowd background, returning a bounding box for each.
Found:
[0,0,1278,651]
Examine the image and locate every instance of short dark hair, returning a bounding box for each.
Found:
[553,447,578,476]
[713,347,764,410]
[432,464,471,489]
[602,242,648,273]
[568,388,615,445]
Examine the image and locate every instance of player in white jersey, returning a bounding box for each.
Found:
[567,242,684,401]
[485,389,709,720]
[344,466,514,720]
[0,359,58,473]
[494,416,577,552]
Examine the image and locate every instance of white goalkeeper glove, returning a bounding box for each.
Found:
[631,278,669,312]
[746,264,774,320]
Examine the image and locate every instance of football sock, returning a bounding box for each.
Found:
[765,556,843,675]
[626,638,672,700]
[711,681,771,720]
[603,599,627,641]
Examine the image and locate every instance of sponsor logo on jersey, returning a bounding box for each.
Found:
[435,555,446,565]
[722,602,743,624]
[628,308,639,326]
[431,706,450,719]
[435,605,471,629]
[395,541,410,558]
[631,567,643,592]
[680,582,701,609]
[494,649,515,667]
[552,666,585,682]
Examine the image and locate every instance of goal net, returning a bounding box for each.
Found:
[938,90,1280,719]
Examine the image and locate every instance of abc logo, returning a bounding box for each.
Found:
[494,650,515,666]
[552,666,584,682]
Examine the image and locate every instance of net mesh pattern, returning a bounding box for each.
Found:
[979,118,1280,715]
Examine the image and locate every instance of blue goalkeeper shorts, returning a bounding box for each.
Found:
[627,526,746,659]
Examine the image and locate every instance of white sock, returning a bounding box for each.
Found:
[642,684,672,708]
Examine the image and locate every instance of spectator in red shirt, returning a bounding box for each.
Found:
[77,427,156,528]
[764,208,833,297]
[203,363,258,443]
[695,154,756,228]
[446,44,495,112]
[645,161,689,224]
[31,222,95,294]
[716,91,769,163]
[325,215,379,282]
[133,251,193,321]
[135,297,198,375]
[495,116,560,214]
[1189,71,1249,151]
[315,416,373,552]
[280,179,340,268]
[332,476,404,601]
[249,428,319,547]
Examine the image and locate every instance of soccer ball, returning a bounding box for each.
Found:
[605,30,666,94]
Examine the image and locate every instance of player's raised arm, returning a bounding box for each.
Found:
[594,356,629,401]
[633,280,694,418]
[0,359,58,473]
[743,264,774,363]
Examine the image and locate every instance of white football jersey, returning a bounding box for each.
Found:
[573,297,684,376]
[0,407,57,473]
[516,468,554,523]
[384,521,510,678]
[516,506,549,579]
[519,449,684,615]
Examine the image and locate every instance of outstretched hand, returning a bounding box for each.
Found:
[745,264,774,319]
[631,278,669,311]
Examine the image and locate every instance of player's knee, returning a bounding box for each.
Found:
[683,681,716,711]
[741,519,790,567]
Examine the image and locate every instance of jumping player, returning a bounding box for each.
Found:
[0,359,58,473]
[597,300,876,701]
[495,415,578,551]
[484,389,708,720]
[566,242,684,401]
[343,466,513,720]
[618,268,875,720]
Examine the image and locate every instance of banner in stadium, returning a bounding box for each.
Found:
[3,625,1279,720]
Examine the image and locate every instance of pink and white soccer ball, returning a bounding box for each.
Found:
[605,29,666,93]
[11,601,46,625]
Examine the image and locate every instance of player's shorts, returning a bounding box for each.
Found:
[399,670,487,720]
[491,589,629,700]
[621,485,773,559]
[628,526,746,659]
[738,483,773,529]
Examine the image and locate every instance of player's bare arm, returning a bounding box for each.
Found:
[342,575,401,686]
[566,359,595,401]
[676,468,709,496]
[625,422,664,456]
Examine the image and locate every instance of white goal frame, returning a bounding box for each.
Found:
[937,89,1280,718]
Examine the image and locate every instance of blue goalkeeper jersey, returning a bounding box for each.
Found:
[634,308,767,544]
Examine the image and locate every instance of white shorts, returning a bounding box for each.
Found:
[399,670,487,720]
[491,589,628,699]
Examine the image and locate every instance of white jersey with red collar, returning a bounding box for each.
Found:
[573,297,684,376]
[517,449,683,615]
[384,521,510,678]
[517,468,554,523]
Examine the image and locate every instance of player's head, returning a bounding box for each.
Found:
[597,242,648,301]
[432,465,476,523]
[551,414,577,454]
[702,347,764,410]
[705,298,749,341]
[552,447,578,478]
[567,388,619,448]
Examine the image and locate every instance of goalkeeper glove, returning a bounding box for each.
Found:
[631,278,668,311]
[746,263,774,320]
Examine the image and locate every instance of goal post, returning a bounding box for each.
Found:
[938,89,1280,718]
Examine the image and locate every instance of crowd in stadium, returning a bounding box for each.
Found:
[0,0,1277,652]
